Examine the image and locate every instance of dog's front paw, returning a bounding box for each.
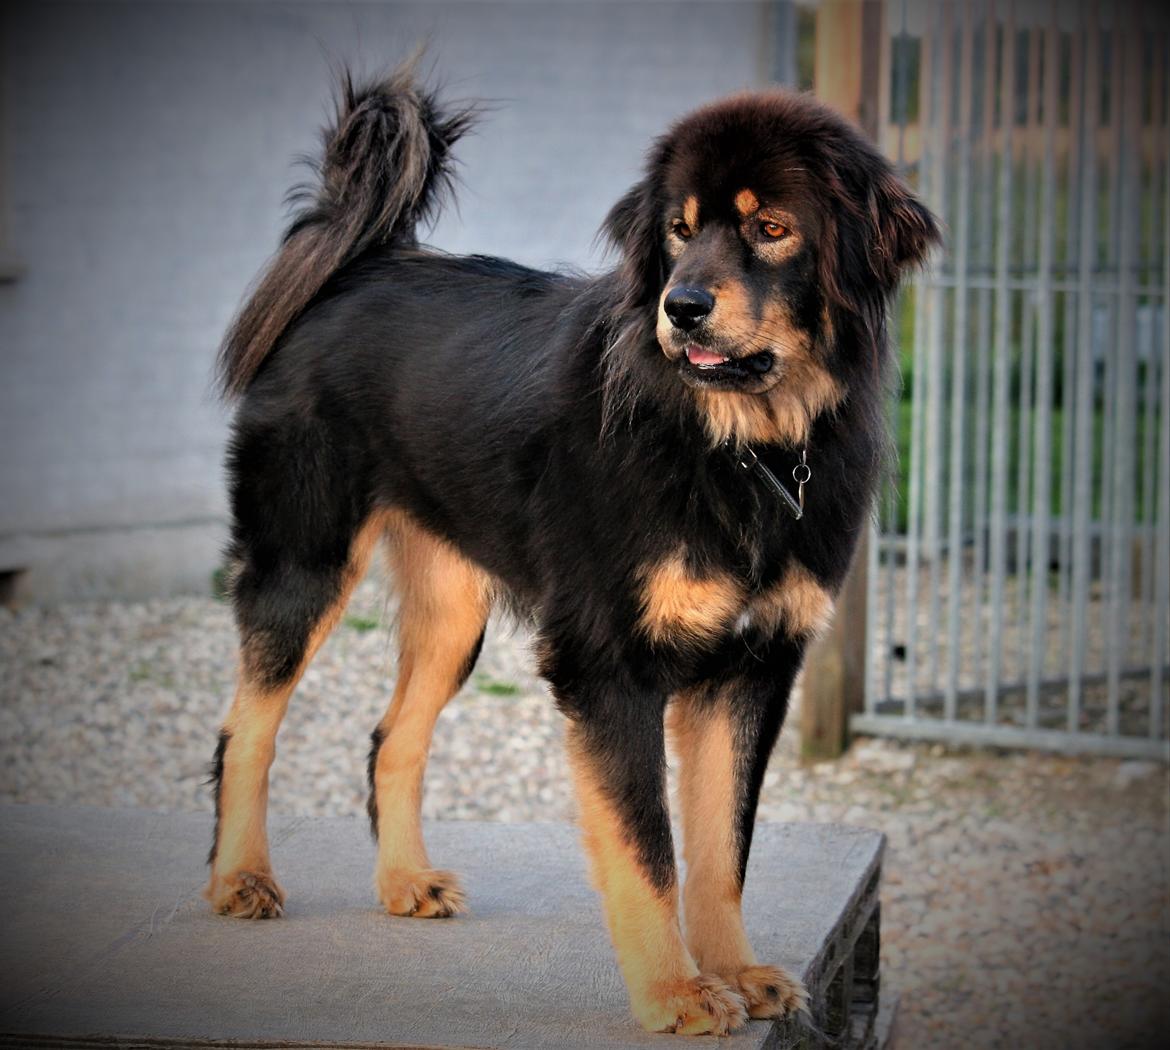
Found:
[377,867,466,918]
[205,870,285,919]
[633,973,748,1036]
[725,964,808,1020]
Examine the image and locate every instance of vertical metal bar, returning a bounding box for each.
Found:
[1137,26,1164,670]
[905,295,925,718]
[877,0,894,150]
[877,0,913,717]
[1152,32,1169,739]
[865,518,879,717]
[905,0,939,721]
[1139,307,1157,657]
[944,1,975,722]
[1068,0,1101,733]
[1014,20,1042,684]
[1026,2,1060,727]
[923,1,954,697]
[987,0,1017,725]
[969,0,998,697]
[1097,8,1125,687]
[879,0,901,720]
[1057,10,1084,673]
[880,534,897,710]
[1106,8,1141,736]
[867,0,894,720]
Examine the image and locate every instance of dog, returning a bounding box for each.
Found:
[206,58,938,1036]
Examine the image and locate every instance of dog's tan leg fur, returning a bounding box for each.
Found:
[669,698,808,1020]
[206,514,385,918]
[566,723,748,1035]
[205,679,292,918]
[370,512,492,918]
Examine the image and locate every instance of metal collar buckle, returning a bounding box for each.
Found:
[732,445,810,521]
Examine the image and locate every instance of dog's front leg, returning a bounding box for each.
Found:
[564,701,748,1035]
[669,666,809,1022]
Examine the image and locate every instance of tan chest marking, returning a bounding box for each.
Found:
[638,549,745,647]
[746,563,835,639]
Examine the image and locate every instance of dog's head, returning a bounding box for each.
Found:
[603,91,939,446]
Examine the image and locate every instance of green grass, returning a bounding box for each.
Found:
[474,673,521,697]
[344,614,381,633]
[886,288,1157,534]
[128,661,175,689]
[884,384,1154,535]
[210,566,230,603]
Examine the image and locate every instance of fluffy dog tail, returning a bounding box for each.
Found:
[217,58,476,398]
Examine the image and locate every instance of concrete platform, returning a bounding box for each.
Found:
[0,806,888,1049]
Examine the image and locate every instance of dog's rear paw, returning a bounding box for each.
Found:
[635,973,748,1036]
[377,867,466,918]
[727,964,808,1020]
[205,870,285,919]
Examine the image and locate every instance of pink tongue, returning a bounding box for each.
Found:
[686,346,728,366]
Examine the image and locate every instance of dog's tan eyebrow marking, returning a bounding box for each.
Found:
[734,189,759,217]
[682,196,700,231]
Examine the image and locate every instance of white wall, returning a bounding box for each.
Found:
[0,0,782,599]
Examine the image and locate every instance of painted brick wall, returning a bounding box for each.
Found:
[0,0,782,596]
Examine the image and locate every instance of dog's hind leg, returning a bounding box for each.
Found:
[367,513,492,918]
[668,663,808,1021]
[205,513,385,918]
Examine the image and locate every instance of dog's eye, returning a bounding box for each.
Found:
[760,221,789,240]
[670,220,693,241]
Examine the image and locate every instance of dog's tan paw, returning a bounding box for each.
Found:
[377,867,466,918]
[726,964,808,1020]
[206,870,285,919]
[634,973,749,1036]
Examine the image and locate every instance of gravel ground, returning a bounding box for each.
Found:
[1,577,1167,1049]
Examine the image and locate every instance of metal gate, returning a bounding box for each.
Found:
[855,0,1169,760]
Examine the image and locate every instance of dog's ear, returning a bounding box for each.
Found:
[819,149,940,316]
[865,168,939,284]
[602,178,665,308]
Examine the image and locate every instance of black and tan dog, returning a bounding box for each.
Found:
[207,60,937,1035]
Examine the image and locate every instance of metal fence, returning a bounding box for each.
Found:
[854,0,1170,760]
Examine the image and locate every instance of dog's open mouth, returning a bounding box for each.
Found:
[680,344,774,387]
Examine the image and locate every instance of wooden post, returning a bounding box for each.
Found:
[801,535,870,761]
[800,0,884,762]
[813,0,886,142]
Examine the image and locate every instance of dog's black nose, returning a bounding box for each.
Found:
[663,286,715,331]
